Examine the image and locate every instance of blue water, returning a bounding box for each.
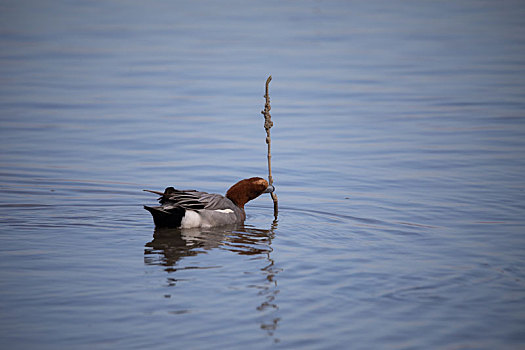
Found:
[1,0,525,348]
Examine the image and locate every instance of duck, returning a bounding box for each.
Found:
[144,177,275,228]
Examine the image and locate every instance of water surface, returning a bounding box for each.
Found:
[1,1,525,349]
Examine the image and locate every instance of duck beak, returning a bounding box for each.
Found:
[263,184,275,194]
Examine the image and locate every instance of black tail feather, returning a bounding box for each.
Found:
[144,205,185,228]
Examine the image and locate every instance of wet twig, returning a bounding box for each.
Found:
[261,75,278,218]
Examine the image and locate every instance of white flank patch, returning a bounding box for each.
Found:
[180,211,202,228]
[214,209,234,214]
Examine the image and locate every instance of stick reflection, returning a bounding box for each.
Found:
[144,220,281,341]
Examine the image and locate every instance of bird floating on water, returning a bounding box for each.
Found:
[144,177,275,228]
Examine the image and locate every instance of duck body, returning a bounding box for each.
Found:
[144,177,274,228]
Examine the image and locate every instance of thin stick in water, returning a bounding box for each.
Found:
[261,75,278,218]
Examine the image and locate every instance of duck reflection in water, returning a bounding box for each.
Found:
[144,221,281,341]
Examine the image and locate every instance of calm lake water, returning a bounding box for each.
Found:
[1,1,525,349]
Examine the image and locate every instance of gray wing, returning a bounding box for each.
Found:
[158,188,236,211]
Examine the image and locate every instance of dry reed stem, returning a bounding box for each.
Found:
[261,75,278,218]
